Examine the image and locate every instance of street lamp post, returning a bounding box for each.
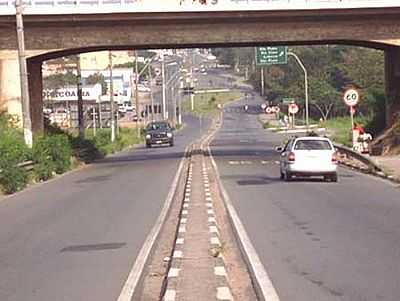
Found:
[288,51,309,129]
[108,51,116,142]
[134,50,140,138]
[15,0,33,147]
[161,53,167,120]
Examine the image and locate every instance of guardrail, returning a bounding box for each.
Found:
[0,0,397,16]
[334,144,383,173]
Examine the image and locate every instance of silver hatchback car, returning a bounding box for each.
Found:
[276,136,338,182]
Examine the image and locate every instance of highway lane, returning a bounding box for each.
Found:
[211,97,400,301]
[0,114,208,301]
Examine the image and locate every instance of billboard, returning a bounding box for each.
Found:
[1,0,399,15]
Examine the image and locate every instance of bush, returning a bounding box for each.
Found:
[33,134,72,181]
[0,127,30,194]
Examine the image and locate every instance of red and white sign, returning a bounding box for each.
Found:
[265,106,280,114]
[343,88,360,107]
[261,103,267,110]
[288,103,299,114]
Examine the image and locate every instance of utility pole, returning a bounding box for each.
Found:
[148,66,155,122]
[15,0,33,147]
[178,80,183,125]
[134,50,140,137]
[288,52,309,129]
[109,51,115,142]
[76,55,84,139]
[161,53,167,120]
[92,106,96,136]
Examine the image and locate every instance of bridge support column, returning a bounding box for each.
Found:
[27,59,43,133]
[385,46,400,127]
[0,57,23,121]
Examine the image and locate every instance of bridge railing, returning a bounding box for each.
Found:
[0,0,398,15]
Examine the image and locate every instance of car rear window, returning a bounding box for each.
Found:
[294,140,333,150]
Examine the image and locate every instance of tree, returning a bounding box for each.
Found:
[86,72,107,94]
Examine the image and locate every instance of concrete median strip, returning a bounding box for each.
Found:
[116,146,190,301]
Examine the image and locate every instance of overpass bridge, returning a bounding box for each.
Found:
[0,0,400,132]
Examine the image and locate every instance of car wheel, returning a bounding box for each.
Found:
[280,172,284,180]
[146,143,151,148]
[170,141,174,147]
[285,172,292,182]
[331,173,338,182]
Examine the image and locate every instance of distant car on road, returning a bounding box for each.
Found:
[145,121,174,148]
[276,136,338,182]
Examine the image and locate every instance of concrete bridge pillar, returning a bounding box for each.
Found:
[27,59,43,133]
[0,52,43,133]
[385,46,400,127]
[0,56,23,122]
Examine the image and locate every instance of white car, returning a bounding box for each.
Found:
[276,136,338,182]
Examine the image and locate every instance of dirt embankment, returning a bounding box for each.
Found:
[370,120,400,155]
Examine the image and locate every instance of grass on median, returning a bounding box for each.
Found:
[182,91,242,117]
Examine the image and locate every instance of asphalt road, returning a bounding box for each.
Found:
[211,96,400,301]
[0,114,208,301]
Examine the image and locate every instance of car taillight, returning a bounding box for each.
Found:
[332,152,338,163]
[288,152,295,162]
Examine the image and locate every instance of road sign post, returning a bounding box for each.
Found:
[288,103,299,129]
[256,47,288,97]
[343,88,360,147]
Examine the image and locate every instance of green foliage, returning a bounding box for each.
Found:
[0,113,30,194]
[43,71,78,90]
[86,72,108,94]
[33,135,72,181]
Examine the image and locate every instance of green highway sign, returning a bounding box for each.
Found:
[282,97,295,104]
[256,47,288,66]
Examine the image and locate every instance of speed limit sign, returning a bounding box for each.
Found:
[343,88,360,107]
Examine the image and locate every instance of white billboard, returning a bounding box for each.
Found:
[43,84,102,102]
[1,0,399,15]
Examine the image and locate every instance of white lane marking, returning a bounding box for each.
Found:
[204,183,210,188]
[208,145,281,301]
[173,250,183,258]
[210,237,221,246]
[208,217,216,223]
[214,266,227,277]
[168,268,180,278]
[116,145,188,301]
[163,289,176,301]
[206,197,212,202]
[228,161,239,165]
[178,226,186,233]
[180,218,187,224]
[183,203,189,208]
[205,192,211,197]
[207,209,215,215]
[205,188,210,193]
[206,203,213,208]
[176,238,185,245]
[209,226,219,234]
[182,210,188,215]
[216,287,233,300]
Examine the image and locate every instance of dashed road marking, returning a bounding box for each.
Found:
[210,237,221,246]
[214,266,227,277]
[168,268,180,278]
[173,250,183,258]
[216,287,233,300]
[176,238,185,245]
[163,289,176,301]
